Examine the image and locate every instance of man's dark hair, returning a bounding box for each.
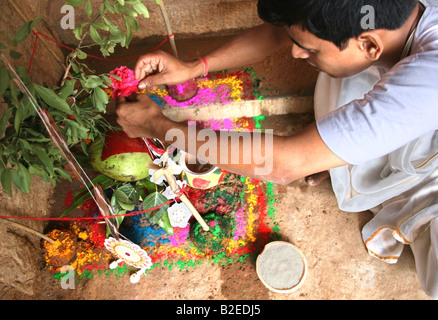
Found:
[257,0,418,50]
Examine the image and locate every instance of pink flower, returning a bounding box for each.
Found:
[108,66,139,100]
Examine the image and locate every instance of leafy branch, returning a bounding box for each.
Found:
[0,0,176,235]
[0,0,158,196]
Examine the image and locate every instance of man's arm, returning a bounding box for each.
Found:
[135,23,291,89]
[203,23,292,73]
[116,95,347,185]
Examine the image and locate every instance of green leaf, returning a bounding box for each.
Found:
[34,84,73,115]
[75,48,87,59]
[30,16,42,30]
[92,22,109,31]
[18,163,31,193]
[18,139,32,151]
[125,15,139,31]
[20,95,36,118]
[16,65,33,89]
[66,0,85,7]
[84,75,103,88]
[33,145,55,176]
[0,169,12,197]
[58,79,76,100]
[10,163,31,194]
[73,23,87,41]
[54,167,72,182]
[14,21,32,45]
[0,42,7,49]
[92,89,105,112]
[157,212,173,235]
[124,21,132,48]
[14,103,23,133]
[0,108,13,136]
[113,183,139,210]
[85,0,92,17]
[0,66,10,95]
[8,80,19,106]
[9,49,22,60]
[142,192,169,223]
[132,2,149,18]
[117,0,125,5]
[94,86,109,104]
[89,25,102,44]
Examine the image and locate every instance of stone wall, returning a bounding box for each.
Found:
[46,0,261,46]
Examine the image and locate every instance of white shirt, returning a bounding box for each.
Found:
[316,4,438,165]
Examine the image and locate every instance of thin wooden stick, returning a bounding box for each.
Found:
[0,218,54,244]
[158,0,179,58]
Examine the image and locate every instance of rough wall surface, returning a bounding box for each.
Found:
[0,0,63,299]
[46,0,261,46]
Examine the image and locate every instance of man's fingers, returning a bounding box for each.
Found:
[138,73,165,90]
[135,56,163,78]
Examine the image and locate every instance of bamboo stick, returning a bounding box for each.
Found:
[158,0,179,58]
[0,218,54,244]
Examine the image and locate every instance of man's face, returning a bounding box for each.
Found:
[285,25,375,78]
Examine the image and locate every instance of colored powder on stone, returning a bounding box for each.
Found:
[119,213,171,250]
[232,207,247,241]
[169,225,190,247]
[190,213,232,255]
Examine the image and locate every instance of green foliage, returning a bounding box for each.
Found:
[0,1,158,196]
[0,0,172,234]
[69,0,160,56]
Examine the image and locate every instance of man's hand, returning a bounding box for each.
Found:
[116,93,170,139]
[135,50,202,89]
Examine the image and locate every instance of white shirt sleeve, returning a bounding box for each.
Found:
[316,27,438,165]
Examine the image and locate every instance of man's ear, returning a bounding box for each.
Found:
[357,32,384,61]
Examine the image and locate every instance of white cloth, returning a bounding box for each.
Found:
[313,2,438,299]
[315,67,438,299]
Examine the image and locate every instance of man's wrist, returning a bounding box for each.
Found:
[195,57,208,77]
[189,58,208,78]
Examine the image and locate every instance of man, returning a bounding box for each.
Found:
[116,1,438,298]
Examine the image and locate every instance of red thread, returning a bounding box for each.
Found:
[0,185,189,222]
[0,199,172,222]
[196,57,208,77]
[27,34,39,74]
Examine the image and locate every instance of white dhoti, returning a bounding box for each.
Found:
[314,69,438,299]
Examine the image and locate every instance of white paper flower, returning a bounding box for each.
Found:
[162,180,187,200]
[167,202,192,228]
[148,159,166,185]
[165,157,183,175]
[104,237,152,269]
[148,155,183,185]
